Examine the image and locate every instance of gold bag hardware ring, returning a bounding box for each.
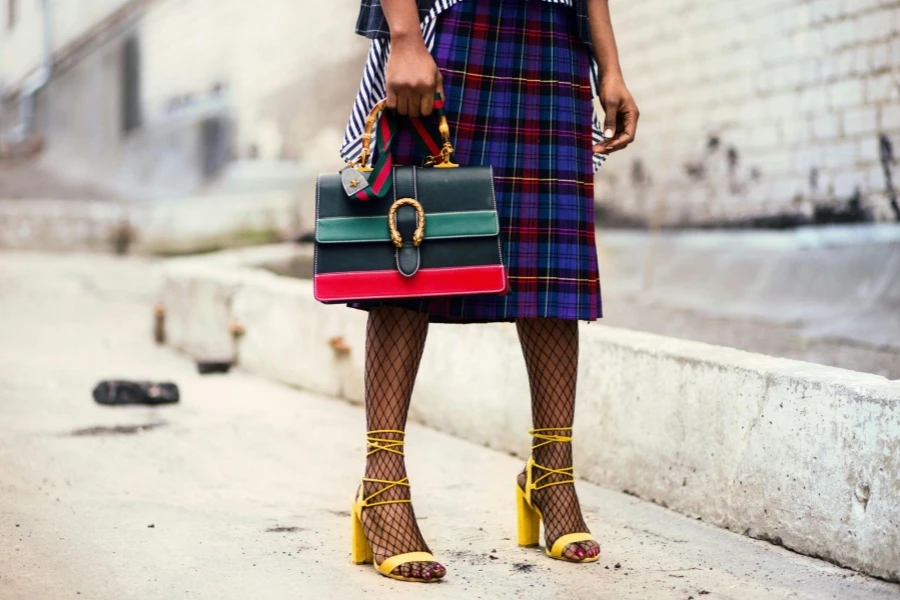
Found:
[351,99,459,171]
[388,198,426,249]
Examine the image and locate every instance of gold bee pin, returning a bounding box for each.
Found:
[341,166,369,196]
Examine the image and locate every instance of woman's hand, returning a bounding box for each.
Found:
[385,34,443,118]
[594,75,639,154]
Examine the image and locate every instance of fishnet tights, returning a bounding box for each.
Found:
[360,306,445,580]
[516,318,600,561]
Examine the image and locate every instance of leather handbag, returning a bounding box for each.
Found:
[313,96,508,303]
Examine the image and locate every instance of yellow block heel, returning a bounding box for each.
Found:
[516,485,541,547]
[518,428,600,563]
[349,430,443,583]
[350,506,373,565]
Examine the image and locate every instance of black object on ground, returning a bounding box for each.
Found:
[92,381,179,406]
[196,360,233,375]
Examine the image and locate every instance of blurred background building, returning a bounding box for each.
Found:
[0,0,898,224]
[598,0,899,227]
[0,0,368,201]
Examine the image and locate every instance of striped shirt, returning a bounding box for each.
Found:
[342,0,607,171]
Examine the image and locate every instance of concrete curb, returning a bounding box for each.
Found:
[160,245,900,582]
[0,193,303,255]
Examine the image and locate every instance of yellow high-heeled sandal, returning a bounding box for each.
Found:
[516,428,600,563]
[350,429,442,583]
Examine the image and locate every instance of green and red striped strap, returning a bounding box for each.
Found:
[350,94,447,202]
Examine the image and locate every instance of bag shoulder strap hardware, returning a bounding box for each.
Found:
[345,94,458,201]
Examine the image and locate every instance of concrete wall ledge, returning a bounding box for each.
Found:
[597,226,900,351]
[0,193,303,255]
[161,245,900,582]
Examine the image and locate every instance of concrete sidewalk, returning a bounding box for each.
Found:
[1,252,898,600]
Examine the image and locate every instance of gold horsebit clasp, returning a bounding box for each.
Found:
[388,198,425,249]
[388,198,425,278]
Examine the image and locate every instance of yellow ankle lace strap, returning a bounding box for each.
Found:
[366,429,406,457]
[530,428,573,450]
[361,477,411,507]
[530,463,575,491]
[362,430,411,508]
[529,428,575,491]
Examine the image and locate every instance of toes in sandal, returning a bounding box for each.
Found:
[516,428,600,563]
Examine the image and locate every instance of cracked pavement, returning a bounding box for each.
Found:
[1,251,898,600]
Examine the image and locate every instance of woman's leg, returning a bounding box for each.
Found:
[360,305,445,580]
[516,318,600,561]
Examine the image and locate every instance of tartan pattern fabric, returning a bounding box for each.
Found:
[341,0,608,174]
[349,0,602,322]
[355,0,596,63]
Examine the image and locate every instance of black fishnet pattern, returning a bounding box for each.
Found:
[516,318,600,561]
[360,306,445,581]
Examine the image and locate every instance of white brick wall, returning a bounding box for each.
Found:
[602,0,900,226]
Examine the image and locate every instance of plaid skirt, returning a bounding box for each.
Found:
[350,0,602,323]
